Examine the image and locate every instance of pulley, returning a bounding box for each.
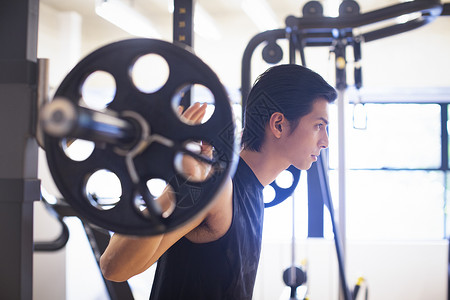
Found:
[262,41,283,64]
[41,38,238,236]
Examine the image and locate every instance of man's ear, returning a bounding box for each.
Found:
[269,112,285,138]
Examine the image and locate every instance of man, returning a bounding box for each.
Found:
[100,64,337,299]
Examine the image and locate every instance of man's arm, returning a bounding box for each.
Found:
[99,197,208,282]
[99,102,230,282]
[100,178,232,282]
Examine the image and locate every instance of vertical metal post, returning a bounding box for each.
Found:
[288,31,296,65]
[289,194,297,298]
[0,0,41,299]
[441,103,448,238]
[441,103,448,172]
[336,89,347,246]
[173,0,194,109]
[334,38,348,300]
[173,0,193,47]
[307,164,324,238]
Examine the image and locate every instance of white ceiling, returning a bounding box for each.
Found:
[39,0,401,41]
[39,0,399,18]
[38,0,450,91]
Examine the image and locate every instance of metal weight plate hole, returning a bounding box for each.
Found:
[60,138,95,162]
[174,140,215,182]
[275,169,294,189]
[171,83,215,125]
[134,180,175,219]
[131,53,169,94]
[85,169,122,210]
[263,185,276,204]
[80,70,116,110]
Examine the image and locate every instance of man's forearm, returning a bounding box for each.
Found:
[100,233,164,282]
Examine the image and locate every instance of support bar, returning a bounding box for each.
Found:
[285,0,442,31]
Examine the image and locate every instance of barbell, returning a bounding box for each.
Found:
[40,38,238,236]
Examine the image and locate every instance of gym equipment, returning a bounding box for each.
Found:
[265,165,301,208]
[2,0,449,299]
[241,1,449,299]
[243,0,445,99]
[0,1,40,298]
[40,38,238,236]
[34,193,69,252]
[36,189,134,300]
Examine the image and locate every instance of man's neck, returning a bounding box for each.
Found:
[240,148,290,186]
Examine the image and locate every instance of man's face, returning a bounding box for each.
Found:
[281,98,330,170]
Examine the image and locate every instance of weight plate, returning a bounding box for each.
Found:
[44,38,238,236]
[264,165,301,208]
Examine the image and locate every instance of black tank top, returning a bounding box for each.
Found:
[149,158,264,300]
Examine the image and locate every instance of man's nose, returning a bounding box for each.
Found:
[319,131,329,149]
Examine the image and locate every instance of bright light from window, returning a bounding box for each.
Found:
[194,4,222,40]
[241,0,279,31]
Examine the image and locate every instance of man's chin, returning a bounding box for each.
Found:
[295,162,313,171]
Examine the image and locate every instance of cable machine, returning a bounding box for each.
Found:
[241,1,448,299]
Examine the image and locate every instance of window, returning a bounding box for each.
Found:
[329,103,441,170]
[328,103,446,240]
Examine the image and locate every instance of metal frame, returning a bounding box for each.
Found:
[37,196,135,300]
[0,1,41,299]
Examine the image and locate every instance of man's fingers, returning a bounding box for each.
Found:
[192,103,207,122]
[191,103,207,123]
[177,106,184,116]
[201,142,213,157]
[182,102,200,119]
[181,102,207,123]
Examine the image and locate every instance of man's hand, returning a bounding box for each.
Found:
[178,102,213,182]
